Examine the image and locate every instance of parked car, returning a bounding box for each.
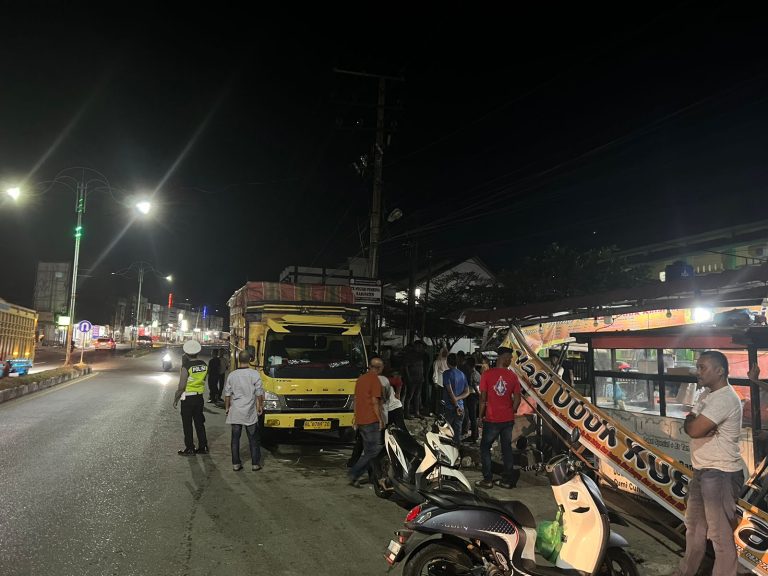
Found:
[137,336,154,348]
[94,337,116,351]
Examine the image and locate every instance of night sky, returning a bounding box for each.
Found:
[1,4,766,324]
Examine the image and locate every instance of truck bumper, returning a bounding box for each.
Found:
[262,412,355,430]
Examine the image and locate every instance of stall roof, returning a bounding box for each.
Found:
[572,325,768,350]
[459,264,768,327]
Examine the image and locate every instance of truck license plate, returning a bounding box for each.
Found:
[304,420,332,430]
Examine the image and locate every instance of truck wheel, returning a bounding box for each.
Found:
[403,543,473,576]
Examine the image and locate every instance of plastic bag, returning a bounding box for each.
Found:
[535,509,563,563]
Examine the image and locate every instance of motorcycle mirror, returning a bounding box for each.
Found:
[570,428,580,445]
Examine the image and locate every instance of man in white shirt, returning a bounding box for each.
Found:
[223,349,265,471]
[676,350,744,576]
[380,372,405,430]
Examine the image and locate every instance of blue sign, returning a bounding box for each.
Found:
[77,320,92,333]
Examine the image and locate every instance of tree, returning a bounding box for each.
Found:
[421,271,492,349]
[497,244,648,306]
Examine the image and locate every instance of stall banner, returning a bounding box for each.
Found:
[520,306,765,353]
[502,324,768,576]
[521,309,690,352]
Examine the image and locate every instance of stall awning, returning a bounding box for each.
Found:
[573,326,768,350]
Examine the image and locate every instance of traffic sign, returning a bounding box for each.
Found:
[77,320,92,333]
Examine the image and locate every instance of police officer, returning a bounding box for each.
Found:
[173,340,209,455]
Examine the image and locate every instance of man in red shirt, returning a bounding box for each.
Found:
[476,346,521,489]
[348,356,385,487]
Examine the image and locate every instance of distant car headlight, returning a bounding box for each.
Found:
[264,390,280,410]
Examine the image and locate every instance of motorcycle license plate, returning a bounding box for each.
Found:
[385,539,402,565]
[304,420,332,430]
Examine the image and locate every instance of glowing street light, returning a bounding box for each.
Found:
[136,200,151,215]
[11,169,160,365]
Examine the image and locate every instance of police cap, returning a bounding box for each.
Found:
[183,340,202,355]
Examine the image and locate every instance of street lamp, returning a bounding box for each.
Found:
[112,262,172,349]
[10,169,153,365]
[136,200,151,215]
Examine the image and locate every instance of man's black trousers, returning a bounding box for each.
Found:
[181,395,208,450]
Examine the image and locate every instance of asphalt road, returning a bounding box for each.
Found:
[0,349,405,576]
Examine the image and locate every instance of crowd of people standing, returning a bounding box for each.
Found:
[347,342,532,491]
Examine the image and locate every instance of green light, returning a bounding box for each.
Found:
[74,225,83,239]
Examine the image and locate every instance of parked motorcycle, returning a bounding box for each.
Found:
[385,429,638,576]
[373,415,472,505]
[161,351,173,372]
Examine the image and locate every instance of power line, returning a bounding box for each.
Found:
[384,71,768,243]
[385,1,694,169]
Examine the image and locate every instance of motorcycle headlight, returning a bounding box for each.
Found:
[163,354,171,362]
[264,391,280,410]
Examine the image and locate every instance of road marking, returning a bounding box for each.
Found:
[3,372,100,406]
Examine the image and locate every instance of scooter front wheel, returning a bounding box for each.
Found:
[600,548,639,576]
[403,542,474,576]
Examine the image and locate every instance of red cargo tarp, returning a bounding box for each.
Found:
[233,282,355,307]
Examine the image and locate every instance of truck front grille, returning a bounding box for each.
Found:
[284,395,350,411]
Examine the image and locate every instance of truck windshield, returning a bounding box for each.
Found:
[264,328,365,379]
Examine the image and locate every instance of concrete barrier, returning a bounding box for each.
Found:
[0,366,93,405]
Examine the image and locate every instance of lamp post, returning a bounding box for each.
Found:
[112,262,172,349]
[7,170,152,364]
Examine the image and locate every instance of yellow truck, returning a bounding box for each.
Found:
[0,298,37,371]
[228,282,367,440]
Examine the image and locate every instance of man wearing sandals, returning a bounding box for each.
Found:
[224,349,265,472]
[476,346,521,489]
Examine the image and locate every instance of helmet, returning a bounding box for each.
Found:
[182,340,201,355]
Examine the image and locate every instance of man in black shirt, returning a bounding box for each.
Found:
[208,349,222,403]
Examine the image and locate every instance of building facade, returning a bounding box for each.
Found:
[33,262,70,344]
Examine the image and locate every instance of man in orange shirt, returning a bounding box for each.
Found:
[348,356,386,487]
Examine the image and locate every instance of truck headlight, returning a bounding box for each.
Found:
[264,391,280,410]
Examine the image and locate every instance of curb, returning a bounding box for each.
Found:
[0,366,93,405]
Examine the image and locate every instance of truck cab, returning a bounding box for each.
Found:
[229,283,367,439]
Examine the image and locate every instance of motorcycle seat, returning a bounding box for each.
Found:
[390,426,425,462]
[424,491,537,529]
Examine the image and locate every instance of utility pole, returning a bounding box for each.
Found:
[333,68,404,351]
[421,249,432,342]
[370,77,386,279]
[64,181,86,366]
[333,68,403,277]
[132,264,145,350]
[406,239,418,344]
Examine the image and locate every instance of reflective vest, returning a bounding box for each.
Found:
[185,359,207,394]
